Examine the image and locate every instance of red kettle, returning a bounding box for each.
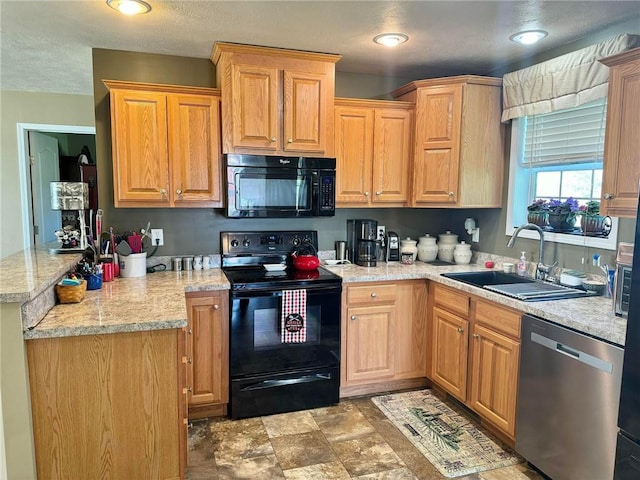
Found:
[290,244,320,271]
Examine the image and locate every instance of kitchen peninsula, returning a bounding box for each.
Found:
[1,245,627,478]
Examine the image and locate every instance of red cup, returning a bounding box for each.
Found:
[102,262,114,282]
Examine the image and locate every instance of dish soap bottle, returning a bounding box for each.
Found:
[517,251,528,277]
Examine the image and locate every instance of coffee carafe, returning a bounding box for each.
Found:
[347,219,378,267]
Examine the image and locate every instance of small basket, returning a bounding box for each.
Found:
[55,280,87,304]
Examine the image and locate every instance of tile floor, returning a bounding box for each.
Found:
[187,392,545,479]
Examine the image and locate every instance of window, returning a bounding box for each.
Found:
[506,97,618,249]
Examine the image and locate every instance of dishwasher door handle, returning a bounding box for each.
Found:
[530,331,614,374]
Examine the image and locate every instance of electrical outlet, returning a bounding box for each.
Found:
[377,225,386,241]
[151,228,164,246]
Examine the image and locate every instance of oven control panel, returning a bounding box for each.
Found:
[221,231,318,257]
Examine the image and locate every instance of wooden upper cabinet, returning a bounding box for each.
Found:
[392,76,504,208]
[105,80,223,208]
[110,88,170,205]
[230,63,279,151]
[600,48,640,218]
[168,94,222,206]
[212,42,341,157]
[334,98,413,207]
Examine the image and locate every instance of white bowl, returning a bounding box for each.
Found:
[263,264,286,271]
[325,259,350,266]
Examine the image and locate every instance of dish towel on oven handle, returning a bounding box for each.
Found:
[281,289,307,343]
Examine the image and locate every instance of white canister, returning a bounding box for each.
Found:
[417,234,438,262]
[193,255,203,270]
[438,230,459,244]
[202,255,211,270]
[400,237,418,261]
[438,243,456,262]
[120,252,147,278]
[453,241,473,265]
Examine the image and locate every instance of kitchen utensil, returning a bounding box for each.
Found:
[95,209,103,255]
[116,240,132,257]
[127,234,142,254]
[335,241,347,261]
[290,244,320,271]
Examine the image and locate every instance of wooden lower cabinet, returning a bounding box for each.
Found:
[27,329,186,480]
[185,291,229,419]
[341,280,428,396]
[429,283,521,439]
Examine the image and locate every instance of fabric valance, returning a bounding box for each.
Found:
[502,33,640,122]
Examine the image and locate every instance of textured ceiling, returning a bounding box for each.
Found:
[1,1,639,96]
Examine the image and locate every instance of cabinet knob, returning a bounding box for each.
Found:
[472,333,479,339]
[457,327,464,333]
[187,386,193,393]
[370,292,377,298]
[187,329,192,335]
[604,193,614,200]
[449,192,455,197]
[214,304,219,310]
[188,358,193,364]
[160,188,167,195]
[287,138,293,143]
[364,191,369,197]
[376,191,381,196]
[350,315,357,320]
[270,137,276,142]
[176,189,182,196]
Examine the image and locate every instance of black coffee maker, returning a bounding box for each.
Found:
[347,219,378,267]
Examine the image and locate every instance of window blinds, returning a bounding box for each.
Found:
[523,97,607,166]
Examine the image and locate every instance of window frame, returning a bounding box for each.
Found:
[505,116,618,250]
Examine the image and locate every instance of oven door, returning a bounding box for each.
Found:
[229,283,341,418]
[227,166,317,218]
[229,284,341,378]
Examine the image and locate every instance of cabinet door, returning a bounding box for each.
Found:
[186,293,229,408]
[283,70,330,153]
[601,53,640,217]
[431,305,468,401]
[345,304,395,383]
[469,323,520,437]
[230,63,279,151]
[372,107,412,204]
[168,94,223,207]
[394,281,428,379]
[334,106,373,204]
[110,89,170,205]
[413,85,462,204]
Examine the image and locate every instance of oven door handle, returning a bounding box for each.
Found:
[240,373,333,391]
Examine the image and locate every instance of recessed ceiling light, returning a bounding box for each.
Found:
[510,30,548,45]
[106,0,151,15]
[373,33,409,47]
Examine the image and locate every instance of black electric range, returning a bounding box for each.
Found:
[220,230,342,419]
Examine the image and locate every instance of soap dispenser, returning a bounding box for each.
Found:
[517,251,528,276]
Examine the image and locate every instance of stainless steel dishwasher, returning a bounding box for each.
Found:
[516,315,624,480]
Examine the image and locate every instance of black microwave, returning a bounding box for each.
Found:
[225,154,336,218]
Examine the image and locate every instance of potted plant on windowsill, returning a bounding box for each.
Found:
[548,198,580,232]
[579,201,612,236]
[526,199,550,227]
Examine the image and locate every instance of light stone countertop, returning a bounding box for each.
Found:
[324,261,627,346]
[0,245,81,303]
[17,246,626,346]
[24,269,229,340]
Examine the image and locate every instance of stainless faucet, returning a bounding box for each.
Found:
[507,223,555,281]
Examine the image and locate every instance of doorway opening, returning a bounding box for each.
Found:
[17,123,96,251]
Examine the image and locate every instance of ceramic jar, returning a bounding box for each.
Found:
[438,231,458,262]
[417,234,438,262]
[453,241,473,265]
[400,237,418,262]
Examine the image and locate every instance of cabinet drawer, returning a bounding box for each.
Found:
[433,284,470,317]
[347,284,397,305]
[474,300,521,339]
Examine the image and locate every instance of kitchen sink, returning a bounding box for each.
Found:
[441,271,536,287]
[441,271,594,301]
